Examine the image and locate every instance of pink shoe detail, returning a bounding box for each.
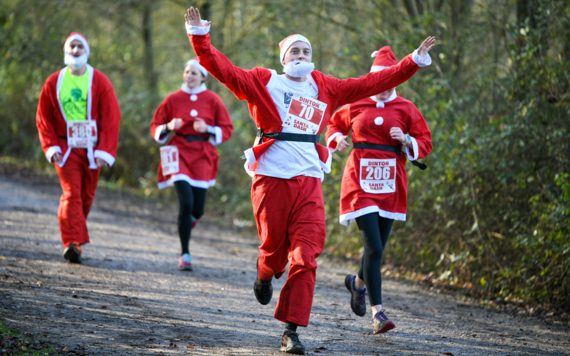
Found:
[178,255,193,271]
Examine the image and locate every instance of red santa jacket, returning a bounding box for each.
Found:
[150,85,233,189]
[36,65,121,169]
[189,33,423,173]
[325,96,432,225]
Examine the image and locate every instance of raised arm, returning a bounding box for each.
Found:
[185,7,269,100]
[333,37,435,107]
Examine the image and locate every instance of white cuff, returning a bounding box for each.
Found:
[326,132,343,153]
[94,150,116,167]
[154,124,169,144]
[320,148,332,174]
[405,136,419,161]
[45,146,62,163]
[412,49,432,67]
[185,21,211,35]
[208,126,223,146]
[243,148,256,165]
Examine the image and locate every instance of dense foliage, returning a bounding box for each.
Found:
[1,0,568,312]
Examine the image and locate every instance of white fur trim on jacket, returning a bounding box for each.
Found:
[94,150,116,167]
[186,21,211,35]
[157,173,216,190]
[405,136,419,161]
[320,148,332,174]
[326,132,343,153]
[340,205,406,226]
[411,49,432,67]
[181,82,207,94]
[154,124,169,144]
[370,90,397,108]
[207,126,223,146]
[55,64,97,169]
[45,146,62,163]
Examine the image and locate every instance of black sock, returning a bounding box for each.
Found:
[285,321,298,332]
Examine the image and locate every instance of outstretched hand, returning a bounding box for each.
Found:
[185,7,211,27]
[417,36,436,60]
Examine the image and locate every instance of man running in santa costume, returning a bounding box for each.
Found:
[36,32,121,263]
[185,7,434,354]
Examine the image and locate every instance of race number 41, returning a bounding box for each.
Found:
[283,94,327,134]
[360,158,397,194]
[67,121,98,148]
[160,146,180,176]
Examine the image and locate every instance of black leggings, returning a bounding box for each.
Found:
[356,213,394,306]
[174,181,207,255]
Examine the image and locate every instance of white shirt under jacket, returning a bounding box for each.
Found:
[254,73,322,179]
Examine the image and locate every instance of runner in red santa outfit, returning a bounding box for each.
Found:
[325,46,432,335]
[150,59,233,271]
[185,7,434,354]
[36,33,121,263]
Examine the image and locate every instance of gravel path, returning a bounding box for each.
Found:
[1,175,569,355]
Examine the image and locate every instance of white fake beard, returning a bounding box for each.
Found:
[283,60,315,78]
[64,53,88,71]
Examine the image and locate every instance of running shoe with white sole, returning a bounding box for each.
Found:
[373,309,396,334]
[178,253,193,271]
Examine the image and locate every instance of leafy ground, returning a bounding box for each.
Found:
[1,167,570,355]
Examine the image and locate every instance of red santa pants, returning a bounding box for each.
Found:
[252,175,326,327]
[54,149,100,248]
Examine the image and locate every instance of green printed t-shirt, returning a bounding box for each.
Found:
[61,68,89,121]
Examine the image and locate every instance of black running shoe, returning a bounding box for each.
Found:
[253,259,273,305]
[280,329,305,354]
[344,274,366,317]
[63,244,81,264]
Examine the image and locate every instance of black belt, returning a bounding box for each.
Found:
[353,142,427,170]
[257,129,319,143]
[58,135,67,139]
[176,133,210,142]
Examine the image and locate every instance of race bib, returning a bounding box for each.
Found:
[282,94,327,134]
[160,146,179,176]
[360,158,397,194]
[67,121,98,148]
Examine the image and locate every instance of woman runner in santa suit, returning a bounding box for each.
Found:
[150,59,233,271]
[36,33,121,263]
[325,46,432,334]
[185,7,434,354]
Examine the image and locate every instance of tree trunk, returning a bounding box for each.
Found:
[142,1,158,109]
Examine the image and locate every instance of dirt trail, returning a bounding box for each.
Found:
[1,174,569,355]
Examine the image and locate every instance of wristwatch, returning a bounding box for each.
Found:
[404,134,411,145]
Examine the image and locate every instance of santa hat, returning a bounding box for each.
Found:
[185,58,208,78]
[279,34,312,63]
[64,32,90,57]
[370,46,397,72]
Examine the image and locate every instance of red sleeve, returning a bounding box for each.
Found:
[36,76,60,155]
[406,103,432,160]
[189,33,271,100]
[328,54,420,107]
[325,105,352,149]
[150,96,172,143]
[94,71,121,158]
[213,95,233,144]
